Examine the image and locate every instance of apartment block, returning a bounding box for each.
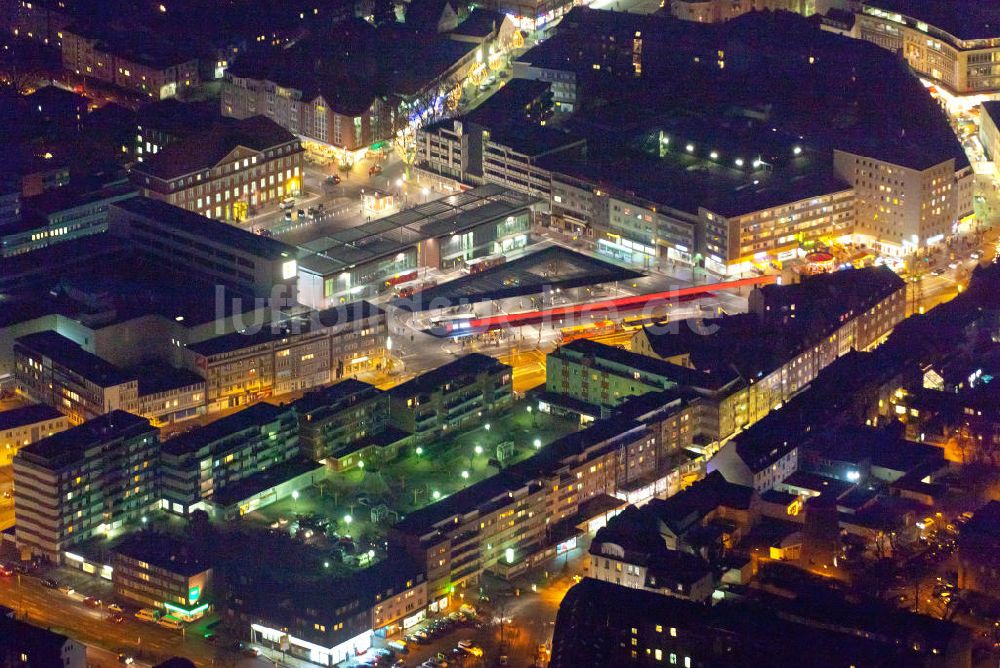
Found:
[14,331,139,425]
[387,354,513,442]
[130,116,304,222]
[159,403,299,517]
[13,411,160,564]
[186,302,387,412]
[61,23,200,99]
[294,379,396,470]
[0,404,68,467]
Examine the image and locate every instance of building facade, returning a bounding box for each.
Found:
[130,116,304,222]
[0,404,68,467]
[295,380,392,465]
[13,411,160,564]
[112,533,213,620]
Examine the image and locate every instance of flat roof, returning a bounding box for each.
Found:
[295,184,537,276]
[19,411,153,466]
[863,0,1000,41]
[161,403,292,456]
[0,404,63,431]
[187,301,383,357]
[15,331,134,387]
[388,353,508,397]
[134,364,205,395]
[113,196,297,262]
[112,532,211,577]
[211,458,323,508]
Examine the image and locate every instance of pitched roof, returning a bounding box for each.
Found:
[133,115,297,180]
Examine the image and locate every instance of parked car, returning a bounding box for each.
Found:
[157,615,184,630]
[41,578,59,589]
[108,612,125,624]
[83,597,102,608]
[325,174,341,184]
[107,603,123,613]
[369,164,383,176]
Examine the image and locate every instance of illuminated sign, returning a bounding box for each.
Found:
[282,260,297,280]
[189,585,201,604]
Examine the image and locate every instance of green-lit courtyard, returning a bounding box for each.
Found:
[244,401,578,551]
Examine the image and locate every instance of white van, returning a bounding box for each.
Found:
[157,615,184,630]
[134,608,160,622]
[279,198,296,210]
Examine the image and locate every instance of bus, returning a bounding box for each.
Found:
[396,280,437,299]
[430,314,476,335]
[621,314,670,331]
[559,319,617,343]
[386,271,418,288]
[466,255,506,274]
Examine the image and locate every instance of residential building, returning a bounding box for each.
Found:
[387,354,512,442]
[551,578,971,667]
[295,380,402,470]
[111,532,213,620]
[0,404,68,467]
[159,402,300,516]
[108,196,300,300]
[134,365,206,427]
[134,98,220,163]
[61,23,200,99]
[185,302,387,412]
[130,116,304,222]
[14,331,140,425]
[13,411,159,564]
[0,613,87,668]
[588,505,715,602]
[858,0,1000,94]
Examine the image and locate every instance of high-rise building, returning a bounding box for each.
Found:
[13,411,160,564]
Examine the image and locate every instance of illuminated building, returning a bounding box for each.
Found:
[957,500,1000,596]
[0,405,68,467]
[129,116,303,222]
[14,331,140,425]
[132,98,219,164]
[551,578,971,667]
[294,379,401,471]
[980,101,1000,165]
[667,0,842,24]
[226,555,427,667]
[159,403,300,517]
[108,197,300,300]
[633,268,907,444]
[387,354,513,442]
[111,533,213,620]
[588,505,715,602]
[295,185,535,308]
[858,0,1000,94]
[12,411,159,564]
[61,23,200,99]
[185,301,387,412]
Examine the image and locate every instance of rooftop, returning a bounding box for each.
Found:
[187,301,383,357]
[449,9,505,38]
[389,353,509,397]
[210,458,323,508]
[161,403,293,456]
[18,411,154,467]
[0,404,63,432]
[14,331,135,387]
[133,115,297,181]
[646,471,754,535]
[134,364,205,396]
[112,196,297,261]
[863,0,1000,41]
[112,531,211,577]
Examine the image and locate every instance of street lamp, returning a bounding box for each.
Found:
[461,470,470,480]
[533,438,542,449]
[415,446,424,456]
[474,445,483,456]
[432,490,441,500]
[484,423,491,432]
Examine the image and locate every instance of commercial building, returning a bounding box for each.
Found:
[159,402,300,517]
[134,365,206,427]
[13,411,160,564]
[1,183,137,258]
[130,116,304,222]
[387,354,513,442]
[134,98,220,163]
[551,578,971,667]
[858,0,1000,94]
[296,184,536,308]
[228,553,427,667]
[185,301,387,412]
[14,331,140,425]
[109,196,300,300]
[981,101,1000,163]
[61,22,200,99]
[111,532,213,620]
[0,612,87,668]
[0,404,68,467]
[295,379,400,470]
